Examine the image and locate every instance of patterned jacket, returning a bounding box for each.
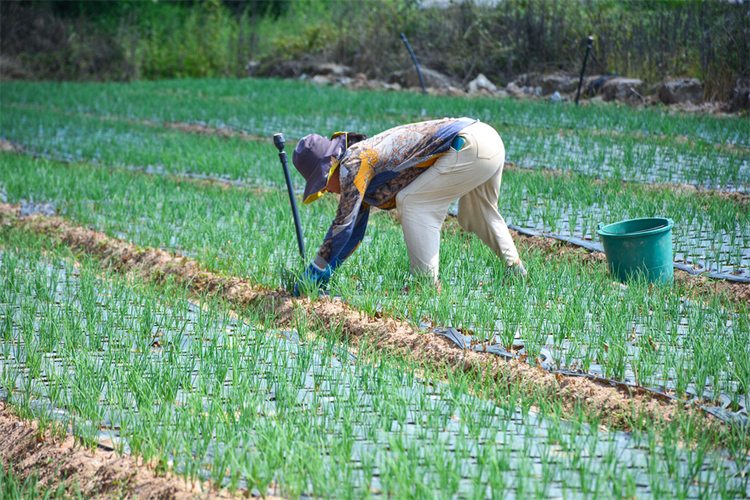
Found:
[314,117,476,270]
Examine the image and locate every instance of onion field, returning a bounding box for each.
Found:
[1,78,749,499]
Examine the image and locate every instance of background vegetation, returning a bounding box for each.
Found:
[1,0,749,99]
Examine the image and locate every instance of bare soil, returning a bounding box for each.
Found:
[0,138,22,152]
[161,121,267,142]
[0,402,284,499]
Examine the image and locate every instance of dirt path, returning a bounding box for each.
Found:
[1,204,726,429]
[0,402,288,499]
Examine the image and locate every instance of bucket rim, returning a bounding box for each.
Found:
[597,217,674,238]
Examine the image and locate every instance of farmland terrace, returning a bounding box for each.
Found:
[1,78,749,499]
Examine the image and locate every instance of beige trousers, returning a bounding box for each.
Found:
[395,121,520,281]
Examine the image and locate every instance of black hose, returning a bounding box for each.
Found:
[400,33,426,96]
[575,36,594,105]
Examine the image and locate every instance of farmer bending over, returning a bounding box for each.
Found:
[291,118,525,295]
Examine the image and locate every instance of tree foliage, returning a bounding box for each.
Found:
[2,0,747,97]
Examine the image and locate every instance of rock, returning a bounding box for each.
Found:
[509,73,544,88]
[506,82,525,98]
[389,68,456,90]
[310,75,333,86]
[541,73,579,95]
[599,77,644,102]
[344,73,369,90]
[444,85,466,97]
[312,63,353,78]
[466,73,498,95]
[658,78,703,105]
[729,80,750,112]
[379,82,401,91]
[335,76,353,88]
[505,81,540,98]
[549,91,564,102]
[259,59,353,80]
[342,73,400,92]
[266,59,308,78]
[244,60,260,77]
[584,74,618,97]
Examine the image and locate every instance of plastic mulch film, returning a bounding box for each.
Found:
[3,252,750,498]
[506,223,750,284]
[445,195,750,282]
[508,135,749,194]
[0,137,288,192]
[432,281,750,428]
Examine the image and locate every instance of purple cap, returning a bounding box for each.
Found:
[292,134,347,204]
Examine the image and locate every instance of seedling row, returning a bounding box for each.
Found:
[3,101,749,192]
[3,129,748,280]
[2,78,749,497]
[3,80,748,146]
[2,153,749,423]
[1,249,748,499]
[510,133,749,193]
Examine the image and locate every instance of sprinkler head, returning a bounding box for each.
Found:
[273,133,286,152]
[586,36,594,48]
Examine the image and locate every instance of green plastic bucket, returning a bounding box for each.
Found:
[597,217,674,285]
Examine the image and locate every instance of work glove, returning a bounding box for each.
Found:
[293,262,334,297]
[510,260,528,278]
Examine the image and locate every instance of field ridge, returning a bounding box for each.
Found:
[0,401,251,500]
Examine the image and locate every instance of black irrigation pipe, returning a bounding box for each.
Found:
[433,327,748,426]
[274,132,307,261]
[400,33,426,96]
[551,370,748,426]
[575,36,594,105]
[507,223,750,283]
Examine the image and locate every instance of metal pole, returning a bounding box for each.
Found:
[273,133,306,261]
[400,33,426,96]
[575,36,594,105]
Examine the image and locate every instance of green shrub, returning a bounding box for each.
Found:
[2,0,747,97]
